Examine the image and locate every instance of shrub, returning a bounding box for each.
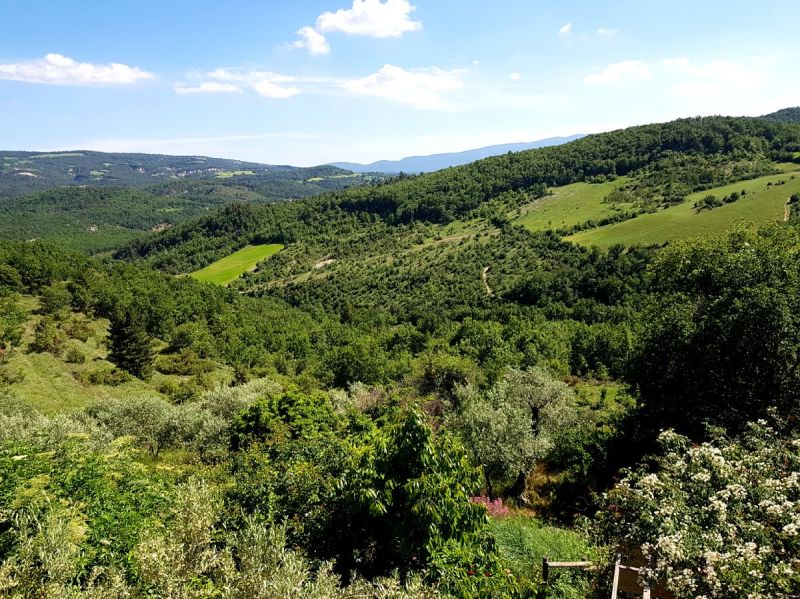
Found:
[596,423,800,598]
[29,317,66,356]
[64,345,86,364]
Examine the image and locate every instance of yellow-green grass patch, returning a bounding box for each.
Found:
[568,170,800,248]
[215,170,256,179]
[514,178,633,232]
[190,244,284,286]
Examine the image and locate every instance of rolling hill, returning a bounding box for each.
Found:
[330,135,584,173]
[0,163,383,252]
[0,150,376,200]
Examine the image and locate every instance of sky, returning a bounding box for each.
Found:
[1,0,799,166]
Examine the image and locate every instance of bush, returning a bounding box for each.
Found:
[29,317,66,356]
[64,345,86,364]
[596,423,800,598]
[78,366,133,387]
[63,318,92,342]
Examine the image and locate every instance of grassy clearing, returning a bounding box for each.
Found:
[568,169,800,248]
[190,243,284,286]
[514,178,633,232]
[215,170,256,179]
[30,152,85,159]
[491,515,596,596]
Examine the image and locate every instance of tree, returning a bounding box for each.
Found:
[0,295,27,352]
[449,367,578,498]
[107,306,154,379]
[39,281,72,316]
[628,226,800,440]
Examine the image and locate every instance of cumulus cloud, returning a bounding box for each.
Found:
[292,26,331,56]
[342,64,465,109]
[0,53,154,86]
[558,22,572,36]
[661,57,763,101]
[596,27,617,36]
[176,69,300,99]
[292,0,421,55]
[317,0,421,37]
[509,72,521,81]
[583,60,651,84]
[174,81,241,94]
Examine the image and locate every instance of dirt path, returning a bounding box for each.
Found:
[785,199,792,222]
[482,266,494,297]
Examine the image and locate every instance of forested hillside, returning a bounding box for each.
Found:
[0,150,374,199]
[1,113,799,598]
[0,165,383,251]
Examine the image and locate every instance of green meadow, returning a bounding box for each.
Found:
[568,169,800,248]
[190,243,284,285]
[514,178,633,232]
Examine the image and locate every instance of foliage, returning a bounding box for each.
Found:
[449,368,580,498]
[628,225,800,439]
[0,294,27,350]
[107,306,155,379]
[596,423,800,598]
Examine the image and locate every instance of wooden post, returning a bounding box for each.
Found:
[610,555,621,599]
[642,586,651,599]
[542,556,549,583]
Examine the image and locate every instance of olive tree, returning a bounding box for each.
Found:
[449,367,578,498]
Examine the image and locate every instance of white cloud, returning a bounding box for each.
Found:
[292,26,331,56]
[662,58,763,103]
[174,81,241,94]
[177,69,300,99]
[317,0,421,38]
[583,60,651,84]
[342,64,465,109]
[252,80,301,99]
[596,27,617,36]
[558,22,572,36]
[0,53,154,86]
[509,72,521,81]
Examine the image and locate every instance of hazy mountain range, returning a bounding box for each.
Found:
[329,135,585,173]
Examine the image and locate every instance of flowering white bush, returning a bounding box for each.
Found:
[598,422,800,598]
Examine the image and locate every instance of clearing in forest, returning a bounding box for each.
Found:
[568,170,800,248]
[514,178,633,232]
[190,243,284,286]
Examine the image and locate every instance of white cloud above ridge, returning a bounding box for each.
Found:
[0,53,154,86]
[558,22,572,36]
[292,0,421,55]
[596,27,617,36]
[292,26,331,56]
[174,81,241,94]
[317,0,421,38]
[342,64,465,109]
[583,60,651,83]
[177,68,300,99]
[509,72,521,81]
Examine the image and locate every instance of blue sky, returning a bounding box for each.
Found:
[1,0,798,165]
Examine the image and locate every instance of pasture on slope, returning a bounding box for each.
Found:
[513,178,634,232]
[567,168,800,248]
[190,243,284,285]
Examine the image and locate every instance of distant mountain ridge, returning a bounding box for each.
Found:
[330,135,585,173]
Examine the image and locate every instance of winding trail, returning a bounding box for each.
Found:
[785,199,792,223]
[482,266,494,297]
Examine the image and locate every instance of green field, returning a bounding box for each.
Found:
[215,170,256,179]
[190,243,284,285]
[514,178,633,232]
[568,170,800,248]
